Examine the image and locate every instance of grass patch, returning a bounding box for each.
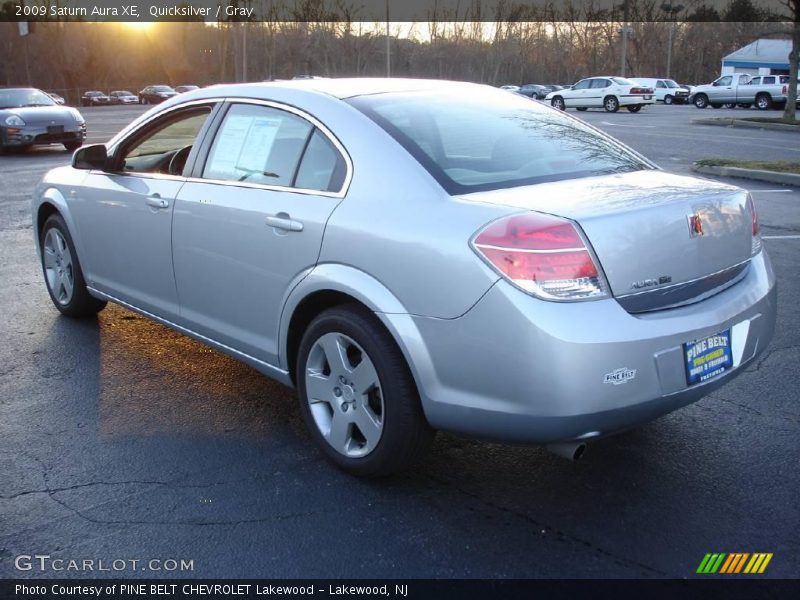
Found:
[738,117,800,126]
[696,159,800,174]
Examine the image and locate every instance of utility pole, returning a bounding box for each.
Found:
[661,3,684,79]
[385,0,391,77]
[618,0,631,76]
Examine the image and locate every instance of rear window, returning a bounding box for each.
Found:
[348,89,650,194]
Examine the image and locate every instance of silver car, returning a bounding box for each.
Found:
[33,79,776,475]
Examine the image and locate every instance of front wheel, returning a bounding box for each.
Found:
[626,104,642,113]
[40,214,107,318]
[694,94,708,109]
[603,96,619,112]
[664,94,673,105]
[296,305,433,477]
[550,96,565,110]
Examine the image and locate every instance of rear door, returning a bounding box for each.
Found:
[172,100,349,365]
[588,78,611,107]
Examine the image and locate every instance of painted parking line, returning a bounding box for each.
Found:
[600,121,657,128]
[763,235,800,239]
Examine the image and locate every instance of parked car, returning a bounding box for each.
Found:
[1,87,86,153]
[690,73,790,110]
[108,90,139,105]
[518,84,549,99]
[545,76,655,112]
[138,85,178,104]
[47,92,65,105]
[499,85,520,93]
[633,78,690,104]
[32,79,775,475]
[175,85,199,94]
[81,91,110,107]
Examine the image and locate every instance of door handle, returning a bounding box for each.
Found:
[146,194,169,209]
[266,213,303,232]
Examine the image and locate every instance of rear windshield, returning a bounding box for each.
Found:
[348,89,650,194]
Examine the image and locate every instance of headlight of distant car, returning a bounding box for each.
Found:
[4,115,26,127]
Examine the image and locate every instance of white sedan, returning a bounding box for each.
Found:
[545,76,655,112]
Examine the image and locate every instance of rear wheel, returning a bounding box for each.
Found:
[755,93,772,110]
[603,96,620,112]
[694,94,709,109]
[40,214,107,318]
[626,104,642,113]
[664,94,674,105]
[550,96,565,110]
[296,305,433,477]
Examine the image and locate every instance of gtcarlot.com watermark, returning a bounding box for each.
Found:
[14,554,194,573]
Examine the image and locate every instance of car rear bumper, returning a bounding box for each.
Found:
[2,123,86,148]
[398,250,776,444]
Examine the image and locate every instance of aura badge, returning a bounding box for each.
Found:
[603,367,636,385]
[688,213,704,237]
[696,552,773,574]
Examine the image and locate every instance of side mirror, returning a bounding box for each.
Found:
[72,144,108,170]
[712,81,720,87]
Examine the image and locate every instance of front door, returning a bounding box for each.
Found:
[70,105,216,320]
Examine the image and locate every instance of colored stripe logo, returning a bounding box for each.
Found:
[696,553,773,574]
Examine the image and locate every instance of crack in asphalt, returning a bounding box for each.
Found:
[422,473,670,578]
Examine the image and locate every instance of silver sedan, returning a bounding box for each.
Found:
[33,79,776,475]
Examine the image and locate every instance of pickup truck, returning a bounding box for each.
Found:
[690,73,789,110]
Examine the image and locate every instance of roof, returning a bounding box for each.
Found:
[723,39,791,68]
[229,77,486,99]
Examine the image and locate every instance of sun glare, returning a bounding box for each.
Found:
[123,21,155,31]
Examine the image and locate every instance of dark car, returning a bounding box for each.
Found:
[0,87,86,153]
[517,84,549,99]
[138,85,178,104]
[108,90,139,105]
[174,85,199,94]
[81,91,110,107]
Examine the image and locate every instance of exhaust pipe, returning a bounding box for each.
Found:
[546,441,587,461]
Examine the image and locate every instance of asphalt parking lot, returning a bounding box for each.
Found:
[1,103,798,579]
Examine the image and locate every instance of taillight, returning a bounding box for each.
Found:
[746,194,762,255]
[471,212,609,301]
[630,87,653,94]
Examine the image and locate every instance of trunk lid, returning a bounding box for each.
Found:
[462,170,754,312]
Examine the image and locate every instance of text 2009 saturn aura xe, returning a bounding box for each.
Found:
[33,79,776,475]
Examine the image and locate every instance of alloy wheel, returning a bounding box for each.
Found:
[43,228,74,305]
[304,332,384,458]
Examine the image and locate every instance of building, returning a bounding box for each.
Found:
[721,38,796,77]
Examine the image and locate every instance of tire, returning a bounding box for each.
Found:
[40,214,107,318]
[550,96,565,110]
[603,96,619,112]
[664,95,673,105]
[626,104,642,113]
[64,141,81,152]
[296,304,434,477]
[694,94,708,109]
[755,93,772,110]
[576,107,587,111]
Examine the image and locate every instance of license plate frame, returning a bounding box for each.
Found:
[684,329,733,386]
[47,125,65,135]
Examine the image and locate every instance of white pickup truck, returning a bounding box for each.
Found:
[690,73,789,110]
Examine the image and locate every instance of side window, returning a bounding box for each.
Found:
[572,80,590,90]
[763,76,775,84]
[590,79,610,89]
[294,129,347,193]
[203,103,312,186]
[656,80,666,88]
[119,108,211,175]
[717,76,732,86]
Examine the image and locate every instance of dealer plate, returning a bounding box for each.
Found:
[684,329,732,386]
